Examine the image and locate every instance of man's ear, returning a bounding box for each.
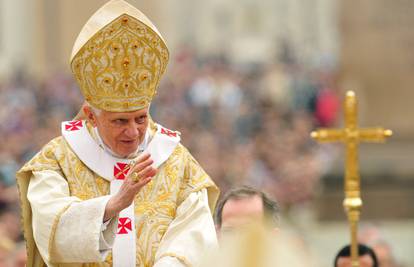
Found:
[83,106,98,127]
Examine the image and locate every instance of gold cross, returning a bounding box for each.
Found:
[311,91,392,267]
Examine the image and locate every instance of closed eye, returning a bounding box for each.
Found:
[112,118,129,125]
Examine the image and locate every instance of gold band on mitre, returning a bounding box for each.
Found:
[70,0,169,112]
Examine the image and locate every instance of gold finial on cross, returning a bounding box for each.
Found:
[311,90,392,267]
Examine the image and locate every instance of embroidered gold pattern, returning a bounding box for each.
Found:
[20,134,216,266]
[159,253,192,267]
[47,204,71,262]
[71,14,169,112]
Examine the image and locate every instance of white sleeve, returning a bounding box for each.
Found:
[154,188,218,267]
[27,170,118,263]
[100,218,116,250]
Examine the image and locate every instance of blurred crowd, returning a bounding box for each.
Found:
[0,47,342,265]
[0,70,84,266]
[151,47,340,204]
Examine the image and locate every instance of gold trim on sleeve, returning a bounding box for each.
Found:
[158,253,192,267]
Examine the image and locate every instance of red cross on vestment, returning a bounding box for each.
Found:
[160,128,177,137]
[65,120,83,131]
[117,217,132,234]
[114,162,130,180]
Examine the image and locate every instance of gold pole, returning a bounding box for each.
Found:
[311,91,391,267]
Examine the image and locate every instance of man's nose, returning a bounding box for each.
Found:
[124,122,139,138]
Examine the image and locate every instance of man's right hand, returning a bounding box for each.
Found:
[104,153,157,221]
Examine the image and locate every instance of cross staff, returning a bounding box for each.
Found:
[311,91,392,267]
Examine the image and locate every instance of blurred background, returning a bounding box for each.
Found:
[0,0,413,266]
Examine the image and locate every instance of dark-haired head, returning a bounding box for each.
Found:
[215,186,279,231]
[334,243,378,267]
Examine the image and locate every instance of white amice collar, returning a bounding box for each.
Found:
[93,126,150,159]
[62,119,180,181]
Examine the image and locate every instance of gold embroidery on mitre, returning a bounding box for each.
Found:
[71,13,169,112]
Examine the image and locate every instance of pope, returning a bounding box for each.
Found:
[16,1,219,266]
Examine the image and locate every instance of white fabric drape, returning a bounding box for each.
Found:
[28,170,217,266]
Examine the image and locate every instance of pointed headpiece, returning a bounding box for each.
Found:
[70,0,169,112]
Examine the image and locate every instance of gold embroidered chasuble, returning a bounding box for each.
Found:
[16,122,219,267]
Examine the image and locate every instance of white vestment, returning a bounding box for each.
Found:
[28,172,215,266]
[18,120,219,267]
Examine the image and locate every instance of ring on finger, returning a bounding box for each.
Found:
[131,172,141,182]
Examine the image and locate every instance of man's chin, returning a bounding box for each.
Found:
[116,146,139,158]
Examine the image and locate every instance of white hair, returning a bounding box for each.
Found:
[85,102,102,116]
[85,102,151,117]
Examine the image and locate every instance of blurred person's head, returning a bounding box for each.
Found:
[371,241,398,267]
[334,244,378,267]
[215,186,279,234]
[10,242,26,267]
[0,247,9,267]
[0,236,15,267]
[358,224,399,267]
[0,204,21,242]
[200,224,312,267]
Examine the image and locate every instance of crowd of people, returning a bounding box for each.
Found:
[151,48,342,204]
[0,46,343,265]
[0,70,85,266]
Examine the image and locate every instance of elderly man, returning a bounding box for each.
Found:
[16,1,218,266]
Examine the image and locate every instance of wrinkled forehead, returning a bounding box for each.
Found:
[100,107,150,118]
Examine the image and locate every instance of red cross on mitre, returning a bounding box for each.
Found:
[160,127,177,137]
[65,120,83,131]
[117,217,132,234]
[114,162,130,180]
